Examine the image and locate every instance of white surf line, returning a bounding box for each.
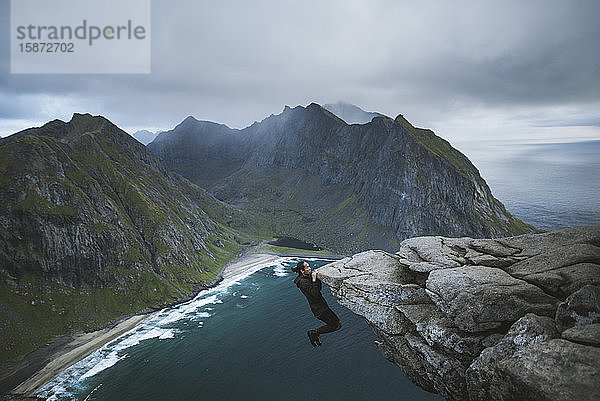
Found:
[82,383,103,401]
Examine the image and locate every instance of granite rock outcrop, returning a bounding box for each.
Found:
[317,226,600,401]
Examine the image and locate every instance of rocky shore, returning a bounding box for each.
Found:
[317,226,600,401]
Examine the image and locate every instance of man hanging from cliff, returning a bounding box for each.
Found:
[292,260,342,347]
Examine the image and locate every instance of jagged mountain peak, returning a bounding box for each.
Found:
[153,117,238,146]
[69,112,99,123]
[168,103,350,140]
[253,102,346,134]
[175,115,211,130]
[393,113,421,131]
[166,116,237,136]
[66,112,119,133]
[179,116,235,131]
[307,102,348,124]
[4,113,127,146]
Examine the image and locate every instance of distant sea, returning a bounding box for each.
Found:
[460,140,600,230]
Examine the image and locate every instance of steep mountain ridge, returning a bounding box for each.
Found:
[0,114,261,362]
[149,103,533,253]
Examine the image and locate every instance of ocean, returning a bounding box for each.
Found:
[460,140,600,230]
[38,258,443,401]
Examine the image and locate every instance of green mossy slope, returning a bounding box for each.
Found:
[0,114,268,363]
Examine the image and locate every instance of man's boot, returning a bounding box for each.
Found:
[307,330,320,347]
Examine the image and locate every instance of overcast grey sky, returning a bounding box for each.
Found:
[1,0,599,146]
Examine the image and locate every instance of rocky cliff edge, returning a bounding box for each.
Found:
[317,226,600,401]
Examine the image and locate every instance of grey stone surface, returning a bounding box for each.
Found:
[397,304,485,360]
[504,244,600,297]
[317,226,600,401]
[426,266,558,332]
[555,285,600,330]
[497,339,600,401]
[562,323,600,347]
[466,314,560,401]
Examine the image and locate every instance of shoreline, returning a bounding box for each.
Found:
[10,314,149,397]
[4,251,328,398]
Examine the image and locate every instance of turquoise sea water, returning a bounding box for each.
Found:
[38,259,442,401]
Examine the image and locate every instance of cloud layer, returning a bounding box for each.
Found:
[1,0,599,143]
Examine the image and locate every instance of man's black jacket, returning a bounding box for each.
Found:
[294,274,329,317]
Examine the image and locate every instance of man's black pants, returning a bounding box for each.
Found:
[315,308,341,335]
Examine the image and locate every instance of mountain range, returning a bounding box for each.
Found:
[149,103,534,254]
[0,103,534,365]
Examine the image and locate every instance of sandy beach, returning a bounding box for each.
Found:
[221,253,281,280]
[4,252,285,398]
[10,314,149,397]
